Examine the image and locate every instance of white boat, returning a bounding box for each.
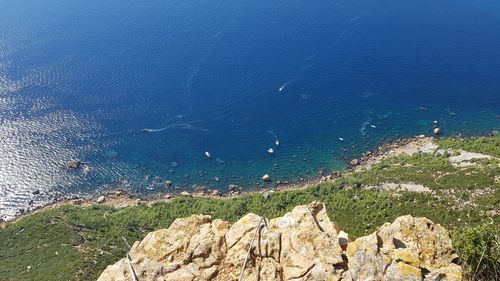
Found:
[205,151,211,158]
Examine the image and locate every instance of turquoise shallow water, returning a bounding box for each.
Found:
[0,0,499,219]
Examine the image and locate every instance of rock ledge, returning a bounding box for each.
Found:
[98,202,462,281]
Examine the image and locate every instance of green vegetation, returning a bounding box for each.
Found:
[348,152,500,191]
[437,136,500,157]
[453,223,500,280]
[1,136,498,281]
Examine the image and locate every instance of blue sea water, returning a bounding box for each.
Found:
[1,0,499,219]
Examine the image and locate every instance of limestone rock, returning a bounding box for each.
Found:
[269,202,344,280]
[225,213,262,251]
[224,214,283,280]
[262,174,271,182]
[228,184,237,192]
[180,191,191,197]
[98,257,164,281]
[98,215,229,281]
[222,202,344,281]
[346,215,462,281]
[98,203,463,281]
[350,159,360,166]
[424,264,463,281]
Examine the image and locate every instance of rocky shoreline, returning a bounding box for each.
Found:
[1,135,438,226]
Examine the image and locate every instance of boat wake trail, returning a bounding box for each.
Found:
[278,79,296,92]
[142,123,210,133]
[141,108,210,133]
[268,130,280,145]
[278,55,318,93]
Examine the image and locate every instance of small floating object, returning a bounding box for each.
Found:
[338,137,344,141]
[275,140,280,146]
[205,151,211,158]
[433,120,438,124]
[433,127,442,135]
[370,125,377,128]
[267,148,274,154]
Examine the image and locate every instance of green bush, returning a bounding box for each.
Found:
[453,222,500,280]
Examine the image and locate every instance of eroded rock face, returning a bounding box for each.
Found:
[97,202,463,281]
[221,202,344,281]
[346,215,462,281]
[269,202,344,281]
[98,214,230,281]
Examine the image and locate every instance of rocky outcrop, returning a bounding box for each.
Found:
[97,202,463,281]
[345,216,461,281]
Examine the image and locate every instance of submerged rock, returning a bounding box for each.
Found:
[66,159,81,169]
[104,149,119,158]
[97,202,463,281]
[164,180,173,188]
